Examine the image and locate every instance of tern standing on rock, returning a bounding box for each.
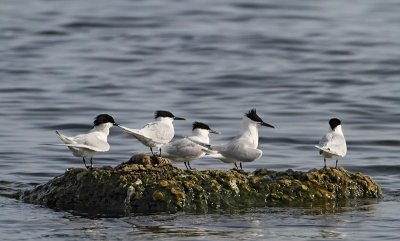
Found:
[163,121,220,170]
[315,118,347,168]
[52,114,119,169]
[118,110,185,156]
[192,109,275,170]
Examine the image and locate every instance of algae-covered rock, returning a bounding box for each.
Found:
[20,154,382,216]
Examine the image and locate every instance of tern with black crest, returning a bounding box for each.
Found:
[118,110,185,156]
[191,109,274,169]
[315,118,347,168]
[163,121,220,170]
[49,114,119,169]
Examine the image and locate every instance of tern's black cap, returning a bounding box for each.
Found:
[94,114,116,126]
[329,118,341,130]
[245,109,263,123]
[154,110,175,119]
[155,110,185,120]
[245,109,274,128]
[192,121,211,131]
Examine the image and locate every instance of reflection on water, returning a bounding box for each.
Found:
[121,203,377,241]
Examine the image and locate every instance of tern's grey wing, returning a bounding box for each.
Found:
[163,138,204,161]
[220,140,263,163]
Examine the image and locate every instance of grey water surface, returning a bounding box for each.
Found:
[1,0,400,240]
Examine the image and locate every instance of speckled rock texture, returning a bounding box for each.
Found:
[20,154,382,216]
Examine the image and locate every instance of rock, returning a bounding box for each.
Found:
[19,154,382,216]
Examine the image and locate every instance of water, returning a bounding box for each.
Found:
[1,0,400,240]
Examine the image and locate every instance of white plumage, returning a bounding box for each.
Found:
[50,114,118,169]
[193,109,274,170]
[118,110,185,156]
[315,118,347,168]
[163,122,220,169]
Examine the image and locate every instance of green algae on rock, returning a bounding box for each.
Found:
[20,154,382,216]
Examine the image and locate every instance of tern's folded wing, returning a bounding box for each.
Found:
[119,125,155,143]
[314,145,339,156]
[46,143,106,152]
[55,130,75,144]
[164,138,204,157]
[118,125,141,136]
[187,137,212,149]
[315,133,347,157]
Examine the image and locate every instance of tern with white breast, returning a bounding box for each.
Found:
[315,118,347,168]
[163,121,220,170]
[50,114,119,169]
[192,109,274,170]
[118,110,185,156]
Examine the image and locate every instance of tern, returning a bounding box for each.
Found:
[52,114,119,169]
[118,110,185,156]
[192,109,274,169]
[315,118,347,168]
[163,121,220,170]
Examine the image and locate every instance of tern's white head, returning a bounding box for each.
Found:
[92,114,119,135]
[242,109,275,129]
[154,110,185,123]
[192,121,220,143]
[329,118,343,135]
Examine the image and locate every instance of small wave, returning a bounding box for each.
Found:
[0,87,44,93]
[349,165,400,175]
[35,30,68,36]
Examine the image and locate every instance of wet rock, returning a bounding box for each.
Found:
[20,155,382,216]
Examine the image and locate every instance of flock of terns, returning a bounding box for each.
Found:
[50,109,347,170]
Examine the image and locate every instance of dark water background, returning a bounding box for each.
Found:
[1,0,400,240]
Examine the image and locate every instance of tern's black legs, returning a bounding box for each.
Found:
[82,157,88,168]
[184,162,193,170]
[324,158,327,169]
[234,162,243,170]
[150,147,163,157]
[335,160,338,168]
[82,157,92,169]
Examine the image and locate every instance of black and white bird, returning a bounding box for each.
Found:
[162,121,220,170]
[315,118,347,168]
[52,114,119,169]
[192,109,274,169]
[118,110,185,156]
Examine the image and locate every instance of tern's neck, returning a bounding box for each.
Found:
[332,125,344,136]
[240,118,259,147]
[191,129,210,144]
[91,123,113,136]
[155,117,174,125]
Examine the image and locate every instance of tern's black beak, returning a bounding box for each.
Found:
[113,123,120,127]
[174,117,186,120]
[261,122,275,128]
[210,129,221,135]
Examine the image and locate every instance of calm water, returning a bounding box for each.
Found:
[1,0,400,240]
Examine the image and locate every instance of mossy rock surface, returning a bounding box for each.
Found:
[20,154,382,216]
